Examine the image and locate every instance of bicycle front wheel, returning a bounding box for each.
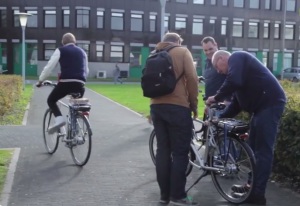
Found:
[43,108,59,154]
[149,129,193,177]
[210,134,256,204]
[70,114,92,166]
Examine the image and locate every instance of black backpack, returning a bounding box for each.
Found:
[141,45,184,98]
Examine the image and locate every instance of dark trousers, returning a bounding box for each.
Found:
[248,103,285,196]
[47,82,85,117]
[150,104,193,200]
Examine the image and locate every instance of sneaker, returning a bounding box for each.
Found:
[48,116,66,134]
[170,197,198,206]
[159,199,169,204]
[244,194,266,205]
[231,184,250,193]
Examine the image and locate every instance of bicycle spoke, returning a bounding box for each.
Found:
[43,109,59,154]
[210,135,255,204]
[70,115,92,166]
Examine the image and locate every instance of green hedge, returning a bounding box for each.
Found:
[272,81,300,190]
[0,75,22,116]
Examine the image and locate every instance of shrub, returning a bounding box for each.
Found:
[0,75,22,116]
[272,81,300,191]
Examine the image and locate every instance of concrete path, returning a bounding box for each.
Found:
[0,84,299,206]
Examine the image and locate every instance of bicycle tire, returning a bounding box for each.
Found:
[70,114,92,166]
[43,108,59,154]
[210,134,256,204]
[149,129,193,177]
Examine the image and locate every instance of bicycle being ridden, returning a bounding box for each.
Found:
[36,80,92,166]
[149,77,256,204]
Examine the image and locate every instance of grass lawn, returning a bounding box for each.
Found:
[86,84,205,117]
[0,149,13,195]
[0,85,33,125]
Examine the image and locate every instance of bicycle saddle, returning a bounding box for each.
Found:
[69,93,82,98]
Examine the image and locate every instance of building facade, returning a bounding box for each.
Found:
[0,0,299,78]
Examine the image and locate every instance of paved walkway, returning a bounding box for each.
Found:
[1,84,300,206]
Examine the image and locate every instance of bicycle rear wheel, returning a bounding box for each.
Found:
[43,108,59,154]
[210,134,255,204]
[149,129,193,177]
[70,114,92,166]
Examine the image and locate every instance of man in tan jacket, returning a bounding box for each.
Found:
[150,32,198,205]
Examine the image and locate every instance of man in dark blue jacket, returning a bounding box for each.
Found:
[206,50,286,205]
[36,33,89,134]
[201,36,230,103]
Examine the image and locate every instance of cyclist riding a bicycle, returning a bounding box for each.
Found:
[36,32,89,134]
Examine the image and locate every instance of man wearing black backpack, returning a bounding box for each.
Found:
[150,32,199,205]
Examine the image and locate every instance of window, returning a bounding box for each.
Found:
[274,23,280,39]
[164,16,169,33]
[275,0,281,10]
[209,19,216,35]
[192,18,203,35]
[76,9,89,28]
[299,26,300,40]
[265,0,271,9]
[273,52,279,71]
[297,51,300,66]
[44,10,56,28]
[150,14,157,32]
[193,0,204,4]
[26,10,38,27]
[62,9,70,28]
[249,0,259,9]
[284,53,293,68]
[248,22,259,38]
[286,0,296,11]
[130,46,142,67]
[233,0,244,8]
[110,45,124,62]
[222,0,228,6]
[96,42,104,61]
[175,17,186,32]
[77,43,90,59]
[262,51,269,67]
[1,43,7,69]
[285,24,294,40]
[131,13,143,32]
[0,9,7,27]
[221,20,227,35]
[111,12,124,30]
[263,22,270,38]
[97,9,104,29]
[232,21,243,37]
[27,43,38,65]
[211,0,217,5]
[43,43,56,60]
[176,0,188,3]
[13,9,20,27]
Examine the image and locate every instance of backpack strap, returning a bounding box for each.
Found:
[176,71,184,82]
[163,45,180,52]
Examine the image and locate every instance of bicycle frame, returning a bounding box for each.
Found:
[189,104,244,173]
[58,98,91,144]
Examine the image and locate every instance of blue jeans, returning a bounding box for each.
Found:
[150,104,193,200]
[248,103,285,196]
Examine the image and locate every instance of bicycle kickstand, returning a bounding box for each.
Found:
[185,170,209,193]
